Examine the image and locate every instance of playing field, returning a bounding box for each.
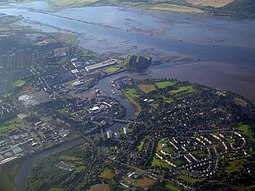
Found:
[136,176,156,188]
[89,184,110,191]
[138,84,156,93]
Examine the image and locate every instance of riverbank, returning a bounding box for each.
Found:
[14,138,85,191]
[48,0,205,15]
[43,0,255,19]
[0,159,22,191]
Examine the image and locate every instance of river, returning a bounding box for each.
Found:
[0,1,255,65]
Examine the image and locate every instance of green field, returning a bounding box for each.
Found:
[161,95,174,104]
[124,88,141,113]
[151,157,171,169]
[149,3,204,13]
[186,0,234,8]
[163,146,176,154]
[100,167,115,179]
[154,81,176,89]
[60,155,83,164]
[104,66,120,74]
[170,85,195,97]
[124,88,138,99]
[225,159,245,174]
[137,139,145,151]
[238,124,254,141]
[191,149,209,159]
[49,0,98,8]
[0,118,25,133]
[177,175,204,184]
[157,140,164,152]
[135,169,144,175]
[14,80,26,87]
[158,140,176,154]
[166,182,180,191]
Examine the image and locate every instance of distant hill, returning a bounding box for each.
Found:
[217,0,255,17]
[2,0,254,17]
[121,0,255,17]
[185,0,255,17]
[186,0,234,8]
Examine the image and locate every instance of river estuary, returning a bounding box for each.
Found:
[1,1,255,102]
[1,1,255,190]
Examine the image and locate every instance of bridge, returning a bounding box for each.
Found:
[113,118,140,124]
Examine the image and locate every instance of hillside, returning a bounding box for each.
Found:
[217,0,255,17]
[1,0,255,17]
[186,0,234,8]
[148,0,255,16]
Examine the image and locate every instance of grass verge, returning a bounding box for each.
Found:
[14,80,26,87]
[0,118,25,133]
[123,88,141,114]
[177,175,204,184]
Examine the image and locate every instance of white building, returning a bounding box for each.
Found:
[123,127,128,135]
[106,130,112,139]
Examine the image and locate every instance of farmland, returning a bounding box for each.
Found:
[48,0,99,8]
[187,0,234,7]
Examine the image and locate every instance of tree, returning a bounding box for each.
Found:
[124,55,152,71]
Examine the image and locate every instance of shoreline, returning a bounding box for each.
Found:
[14,138,85,191]
[131,61,255,104]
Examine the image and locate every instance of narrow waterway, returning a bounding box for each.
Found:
[15,138,85,191]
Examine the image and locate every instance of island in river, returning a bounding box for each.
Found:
[0,1,255,191]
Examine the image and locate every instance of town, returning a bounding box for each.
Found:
[0,16,127,167]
